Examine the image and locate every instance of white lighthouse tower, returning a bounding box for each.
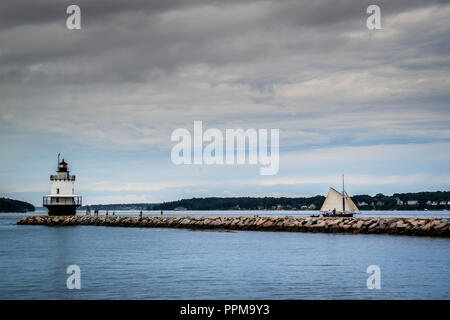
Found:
[43,154,82,215]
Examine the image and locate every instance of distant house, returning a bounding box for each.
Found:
[257,205,264,210]
[358,201,368,207]
[395,198,404,206]
[448,201,450,206]
[376,201,384,206]
[431,201,439,206]
[300,205,308,210]
[439,201,447,206]
[407,200,419,206]
[276,204,282,210]
[309,203,316,210]
[426,200,432,205]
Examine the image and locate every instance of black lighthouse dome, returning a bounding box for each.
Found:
[58,158,68,172]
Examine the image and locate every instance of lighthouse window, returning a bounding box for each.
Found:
[57,188,60,194]
[72,188,74,194]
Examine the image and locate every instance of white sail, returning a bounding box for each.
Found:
[320,187,359,213]
[320,188,344,212]
[344,191,360,213]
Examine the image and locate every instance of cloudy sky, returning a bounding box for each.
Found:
[1,0,449,206]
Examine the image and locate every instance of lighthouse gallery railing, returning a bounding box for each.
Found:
[50,175,76,181]
[43,196,82,206]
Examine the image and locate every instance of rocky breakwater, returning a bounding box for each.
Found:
[17,215,450,237]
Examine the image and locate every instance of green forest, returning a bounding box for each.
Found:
[0,198,35,213]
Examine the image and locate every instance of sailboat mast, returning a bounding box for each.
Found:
[342,174,345,213]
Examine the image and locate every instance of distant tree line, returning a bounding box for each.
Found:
[353,191,450,210]
[80,191,450,211]
[155,196,326,211]
[0,198,35,213]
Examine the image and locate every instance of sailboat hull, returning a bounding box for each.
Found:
[321,213,353,217]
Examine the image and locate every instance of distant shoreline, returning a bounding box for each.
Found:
[0,197,35,213]
[78,208,450,212]
[80,191,450,212]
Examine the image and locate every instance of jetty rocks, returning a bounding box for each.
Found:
[17,215,450,237]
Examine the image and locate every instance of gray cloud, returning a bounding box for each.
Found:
[0,0,449,151]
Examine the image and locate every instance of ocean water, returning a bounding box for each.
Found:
[0,210,449,300]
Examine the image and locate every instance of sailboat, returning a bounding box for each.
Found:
[317,175,360,217]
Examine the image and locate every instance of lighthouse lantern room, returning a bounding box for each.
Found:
[43,154,82,215]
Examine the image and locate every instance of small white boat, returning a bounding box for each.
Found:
[316,175,360,217]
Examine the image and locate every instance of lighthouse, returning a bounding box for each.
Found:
[43,155,82,216]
